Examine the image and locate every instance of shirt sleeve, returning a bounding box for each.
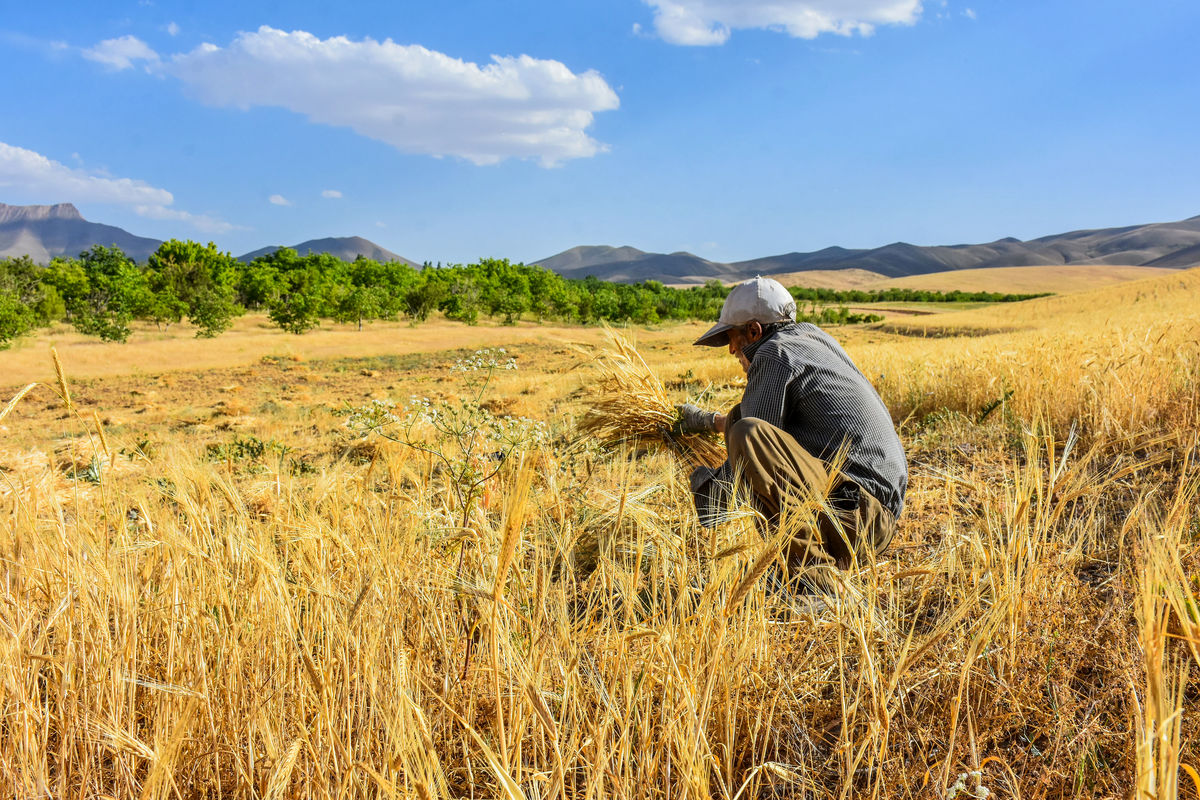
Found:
[739,353,791,429]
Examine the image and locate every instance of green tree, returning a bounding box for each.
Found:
[69,245,149,342]
[141,275,188,330]
[331,283,385,330]
[592,285,620,320]
[440,273,482,324]
[41,257,89,319]
[146,239,243,337]
[237,261,280,310]
[267,264,328,334]
[404,274,447,322]
[0,256,65,347]
[0,291,31,348]
[493,272,531,324]
[0,259,37,347]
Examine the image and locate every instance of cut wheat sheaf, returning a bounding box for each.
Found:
[576,330,725,468]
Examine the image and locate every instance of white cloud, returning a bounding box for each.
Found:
[160,26,619,167]
[269,194,291,206]
[321,189,343,199]
[0,140,172,205]
[641,0,923,45]
[166,21,180,36]
[964,7,976,19]
[82,34,160,70]
[134,203,237,234]
[0,140,232,231]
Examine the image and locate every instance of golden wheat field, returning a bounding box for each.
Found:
[2,269,1200,799]
[769,265,1176,295]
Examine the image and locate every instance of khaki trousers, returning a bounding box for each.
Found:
[718,404,896,586]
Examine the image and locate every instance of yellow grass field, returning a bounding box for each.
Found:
[771,264,1177,294]
[2,268,1199,798]
[761,268,891,290]
[868,264,1179,294]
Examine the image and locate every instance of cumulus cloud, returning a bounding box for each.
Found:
[641,0,923,45]
[0,140,233,232]
[158,26,619,167]
[1,140,171,205]
[268,194,291,206]
[321,189,342,199]
[166,21,180,36]
[82,34,160,70]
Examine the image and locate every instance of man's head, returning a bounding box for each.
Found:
[725,321,763,372]
[693,276,797,355]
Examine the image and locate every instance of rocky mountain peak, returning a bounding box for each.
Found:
[0,202,85,224]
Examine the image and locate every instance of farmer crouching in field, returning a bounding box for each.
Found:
[676,276,907,594]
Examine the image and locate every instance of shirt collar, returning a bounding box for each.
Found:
[740,324,786,363]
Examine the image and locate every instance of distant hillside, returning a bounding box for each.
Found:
[0,202,162,263]
[535,215,1200,284]
[535,245,744,283]
[1144,241,1200,268]
[239,236,419,266]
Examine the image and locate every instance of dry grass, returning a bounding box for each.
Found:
[857,268,1200,447]
[866,264,1178,295]
[0,314,667,386]
[721,265,1175,295]
[2,269,1200,798]
[758,268,891,290]
[873,265,1200,334]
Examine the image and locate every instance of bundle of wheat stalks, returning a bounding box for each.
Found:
[577,329,725,468]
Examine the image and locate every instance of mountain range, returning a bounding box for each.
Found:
[534,215,1200,283]
[0,203,419,267]
[3,201,1199,284]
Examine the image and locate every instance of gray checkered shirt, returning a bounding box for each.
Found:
[719,323,908,517]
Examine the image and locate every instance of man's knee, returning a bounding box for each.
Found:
[727,416,769,456]
[727,417,777,488]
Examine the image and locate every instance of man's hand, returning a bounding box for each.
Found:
[675,403,718,434]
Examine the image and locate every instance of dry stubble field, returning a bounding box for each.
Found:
[2,269,1200,799]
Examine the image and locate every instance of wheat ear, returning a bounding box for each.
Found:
[0,383,39,425]
[493,454,535,603]
[51,347,72,410]
[91,411,112,459]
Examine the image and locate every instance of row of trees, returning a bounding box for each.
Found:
[0,241,1047,347]
[0,243,726,345]
[0,242,243,345]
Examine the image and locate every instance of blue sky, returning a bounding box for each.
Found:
[2,0,1198,264]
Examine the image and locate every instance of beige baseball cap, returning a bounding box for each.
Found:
[694,276,797,347]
